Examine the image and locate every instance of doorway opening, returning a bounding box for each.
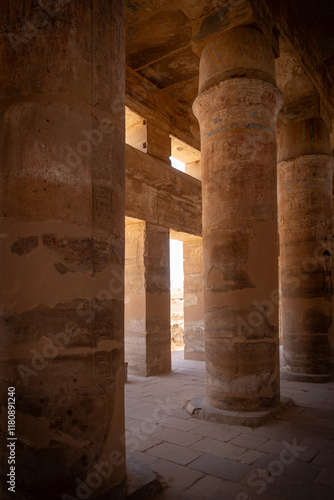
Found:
[169,237,184,352]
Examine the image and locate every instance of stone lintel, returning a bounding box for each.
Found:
[126,66,200,151]
[171,135,201,165]
[125,143,202,204]
[187,396,294,427]
[125,144,202,236]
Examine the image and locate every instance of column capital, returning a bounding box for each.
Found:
[278,117,332,163]
[197,26,277,95]
[193,17,282,414]
[278,93,333,135]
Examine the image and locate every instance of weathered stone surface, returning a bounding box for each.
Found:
[125,455,162,499]
[125,219,171,377]
[125,144,202,237]
[183,239,205,361]
[0,1,126,498]
[42,234,118,276]
[10,236,38,256]
[278,118,334,380]
[278,118,332,162]
[192,0,254,57]
[147,121,171,164]
[198,26,276,94]
[194,26,283,412]
[126,107,147,153]
[254,0,334,115]
[185,160,202,181]
[0,0,334,496]
[171,323,185,349]
[126,66,200,151]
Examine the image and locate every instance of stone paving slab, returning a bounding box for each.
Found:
[190,422,244,441]
[242,455,322,483]
[158,416,201,431]
[186,475,225,498]
[153,487,196,499]
[125,455,162,499]
[207,479,285,500]
[257,438,319,462]
[188,453,252,482]
[229,433,269,449]
[264,474,334,500]
[130,436,164,453]
[146,441,203,465]
[314,468,334,488]
[125,350,334,500]
[191,437,246,460]
[298,435,334,453]
[129,449,159,466]
[154,427,203,446]
[237,449,265,465]
[150,458,204,490]
[311,450,334,468]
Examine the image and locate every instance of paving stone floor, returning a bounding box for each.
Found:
[125,350,334,500]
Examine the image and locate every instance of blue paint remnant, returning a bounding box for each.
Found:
[126,1,138,12]
[213,113,259,123]
[128,28,137,40]
[195,6,230,42]
[205,122,274,139]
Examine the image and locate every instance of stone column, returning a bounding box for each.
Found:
[278,118,334,382]
[192,26,284,417]
[184,238,205,361]
[0,1,126,498]
[125,220,171,376]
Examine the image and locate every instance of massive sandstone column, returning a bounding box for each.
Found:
[125,219,171,376]
[0,1,126,498]
[278,118,334,382]
[193,26,283,415]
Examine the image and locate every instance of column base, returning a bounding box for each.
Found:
[281,367,333,383]
[187,396,294,427]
